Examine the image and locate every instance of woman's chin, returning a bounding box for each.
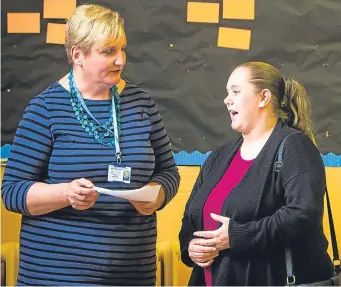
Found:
[231,122,241,132]
[106,77,121,87]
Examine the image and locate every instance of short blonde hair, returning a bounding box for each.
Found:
[65,4,124,63]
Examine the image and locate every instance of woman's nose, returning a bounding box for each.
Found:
[115,51,125,66]
[224,95,231,106]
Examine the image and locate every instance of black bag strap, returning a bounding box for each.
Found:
[325,188,340,271]
[275,132,340,286]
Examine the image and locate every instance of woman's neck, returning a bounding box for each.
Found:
[242,118,277,146]
[240,116,277,160]
[73,70,110,100]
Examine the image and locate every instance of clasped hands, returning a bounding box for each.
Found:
[189,213,230,267]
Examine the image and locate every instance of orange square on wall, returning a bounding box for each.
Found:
[7,13,40,33]
[44,0,76,19]
[223,0,255,20]
[218,27,251,50]
[46,23,66,44]
[187,2,220,23]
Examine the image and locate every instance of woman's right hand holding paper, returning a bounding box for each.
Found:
[66,178,99,210]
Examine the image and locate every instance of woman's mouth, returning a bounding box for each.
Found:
[229,110,238,118]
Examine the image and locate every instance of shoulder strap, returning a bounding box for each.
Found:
[325,187,341,274]
[275,132,340,286]
[275,132,300,172]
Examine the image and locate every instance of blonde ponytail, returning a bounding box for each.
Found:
[282,78,316,144]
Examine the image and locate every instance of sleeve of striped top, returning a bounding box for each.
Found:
[147,98,180,209]
[1,95,53,216]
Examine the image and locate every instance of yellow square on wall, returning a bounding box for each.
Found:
[218,27,251,50]
[7,13,40,33]
[43,0,76,19]
[187,2,220,23]
[223,0,255,20]
[46,23,66,45]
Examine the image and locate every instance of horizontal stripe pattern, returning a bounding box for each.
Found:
[2,81,180,286]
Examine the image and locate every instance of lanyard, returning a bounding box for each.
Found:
[73,81,122,163]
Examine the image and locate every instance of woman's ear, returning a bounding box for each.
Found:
[258,89,272,108]
[71,47,83,66]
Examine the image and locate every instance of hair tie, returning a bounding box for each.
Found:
[280,77,288,108]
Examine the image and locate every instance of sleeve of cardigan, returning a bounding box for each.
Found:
[1,95,53,216]
[179,150,216,267]
[228,134,326,256]
[147,98,180,209]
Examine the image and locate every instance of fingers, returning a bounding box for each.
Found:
[69,194,98,210]
[67,178,98,210]
[196,259,214,268]
[69,179,95,195]
[193,238,216,248]
[71,187,95,198]
[189,249,218,265]
[71,192,98,204]
[133,205,156,216]
[191,254,217,264]
[129,201,153,208]
[129,201,157,215]
[188,238,219,263]
[193,230,216,239]
[67,187,97,202]
[76,178,94,188]
[210,213,227,223]
[73,186,96,196]
[189,245,216,267]
[71,202,93,210]
[190,251,219,261]
[198,239,216,247]
[191,243,216,253]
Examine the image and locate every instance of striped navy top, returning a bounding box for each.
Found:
[1,81,180,286]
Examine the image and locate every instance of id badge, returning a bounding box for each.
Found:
[108,164,132,183]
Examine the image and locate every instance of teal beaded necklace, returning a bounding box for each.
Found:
[68,70,121,147]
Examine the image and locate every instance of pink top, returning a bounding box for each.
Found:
[203,149,253,286]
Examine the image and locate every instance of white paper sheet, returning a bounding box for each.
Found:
[94,184,161,202]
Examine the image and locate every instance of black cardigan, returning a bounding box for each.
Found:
[179,122,333,286]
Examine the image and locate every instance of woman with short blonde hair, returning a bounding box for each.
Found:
[2,4,180,286]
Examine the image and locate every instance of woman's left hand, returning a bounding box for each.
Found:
[129,183,166,215]
[193,213,231,251]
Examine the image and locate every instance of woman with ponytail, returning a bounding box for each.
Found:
[179,62,333,285]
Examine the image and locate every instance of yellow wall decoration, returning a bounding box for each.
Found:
[7,13,40,34]
[187,0,255,50]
